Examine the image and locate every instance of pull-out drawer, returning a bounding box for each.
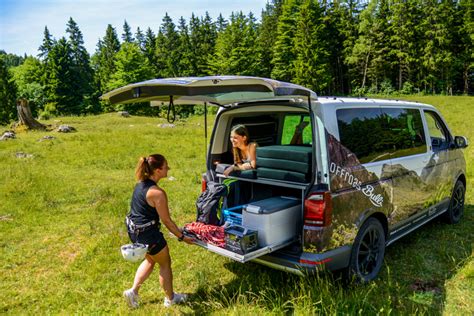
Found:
[192,238,295,263]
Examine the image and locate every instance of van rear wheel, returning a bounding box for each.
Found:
[443,180,465,224]
[345,218,385,283]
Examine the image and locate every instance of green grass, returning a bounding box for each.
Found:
[0,96,472,315]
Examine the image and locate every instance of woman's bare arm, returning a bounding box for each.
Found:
[147,187,193,244]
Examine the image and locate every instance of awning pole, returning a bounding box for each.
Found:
[204,102,208,163]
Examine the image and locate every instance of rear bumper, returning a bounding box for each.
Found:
[252,245,352,275]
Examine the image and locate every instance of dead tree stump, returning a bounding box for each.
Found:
[15,99,45,130]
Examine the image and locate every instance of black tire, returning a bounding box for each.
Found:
[443,180,465,224]
[344,218,386,283]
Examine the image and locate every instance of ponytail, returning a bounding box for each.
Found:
[135,154,166,181]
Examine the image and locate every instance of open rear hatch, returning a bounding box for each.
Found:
[100,76,316,106]
[102,76,316,263]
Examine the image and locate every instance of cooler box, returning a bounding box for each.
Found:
[242,196,301,247]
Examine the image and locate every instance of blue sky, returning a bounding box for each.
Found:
[0,0,268,56]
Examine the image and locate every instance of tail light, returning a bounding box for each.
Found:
[304,191,332,227]
[201,177,207,192]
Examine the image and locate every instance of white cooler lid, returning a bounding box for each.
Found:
[244,196,300,214]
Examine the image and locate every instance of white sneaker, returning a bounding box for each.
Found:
[123,288,139,308]
[164,292,188,307]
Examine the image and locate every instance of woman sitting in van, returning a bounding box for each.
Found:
[223,124,257,176]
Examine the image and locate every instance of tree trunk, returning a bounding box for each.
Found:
[15,99,46,130]
[463,64,469,95]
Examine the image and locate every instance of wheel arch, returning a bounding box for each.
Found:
[457,173,466,189]
[356,211,389,240]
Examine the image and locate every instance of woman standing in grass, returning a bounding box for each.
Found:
[123,154,194,308]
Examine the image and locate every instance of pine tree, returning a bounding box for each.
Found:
[211,12,255,75]
[346,0,377,92]
[293,0,331,93]
[369,0,392,91]
[144,28,157,74]
[44,38,77,114]
[255,0,283,77]
[0,56,17,124]
[135,27,145,50]
[189,13,202,75]
[271,0,301,81]
[38,26,55,60]
[457,0,473,94]
[155,13,181,77]
[419,0,455,93]
[199,12,218,75]
[323,1,362,94]
[177,17,192,76]
[66,17,94,112]
[216,13,228,32]
[92,24,121,94]
[122,20,134,43]
[388,0,419,91]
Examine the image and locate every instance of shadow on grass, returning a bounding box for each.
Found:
[185,204,473,315]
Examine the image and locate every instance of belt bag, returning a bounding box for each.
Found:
[126,216,160,233]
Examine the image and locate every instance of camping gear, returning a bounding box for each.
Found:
[196,181,228,225]
[222,205,244,226]
[121,243,148,262]
[224,225,259,254]
[125,216,159,234]
[184,222,226,247]
[243,196,300,247]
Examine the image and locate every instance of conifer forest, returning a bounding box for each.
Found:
[0,0,472,124]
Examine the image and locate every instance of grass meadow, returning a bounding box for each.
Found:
[0,96,472,315]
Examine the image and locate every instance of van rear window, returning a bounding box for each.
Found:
[337,108,427,163]
[281,114,312,145]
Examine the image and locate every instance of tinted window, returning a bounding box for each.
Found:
[337,107,427,163]
[382,108,427,158]
[424,111,450,150]
[281,114,312,145]
[337,108,391,163]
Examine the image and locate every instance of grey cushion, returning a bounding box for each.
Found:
[257,167,308,183]
[257,157,309,174]
[256,145,312,163]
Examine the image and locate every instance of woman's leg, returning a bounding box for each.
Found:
[131,255,155,293]
[149,245,173,300]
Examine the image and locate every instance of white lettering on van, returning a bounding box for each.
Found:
[329,162,383,208]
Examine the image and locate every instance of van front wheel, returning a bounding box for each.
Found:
[443,180,465,224]
[345,218,385,283]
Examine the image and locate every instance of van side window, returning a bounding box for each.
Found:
[381,108,427,159]
[281,115,311,145]
[424,111,450,150]
[336,108,391,163]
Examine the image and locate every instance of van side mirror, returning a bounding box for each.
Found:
[454,136,468,148]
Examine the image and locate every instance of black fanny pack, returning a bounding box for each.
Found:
[125,216,160,234]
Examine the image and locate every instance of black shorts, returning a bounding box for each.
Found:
[128,228,167,256]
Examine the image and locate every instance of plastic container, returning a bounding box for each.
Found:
[222,205,244,226]
[242,196,300,247]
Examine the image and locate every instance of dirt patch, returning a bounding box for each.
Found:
[410,279,442,295]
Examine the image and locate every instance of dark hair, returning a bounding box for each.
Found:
[231,124,250,164]
[135,154,166,181]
